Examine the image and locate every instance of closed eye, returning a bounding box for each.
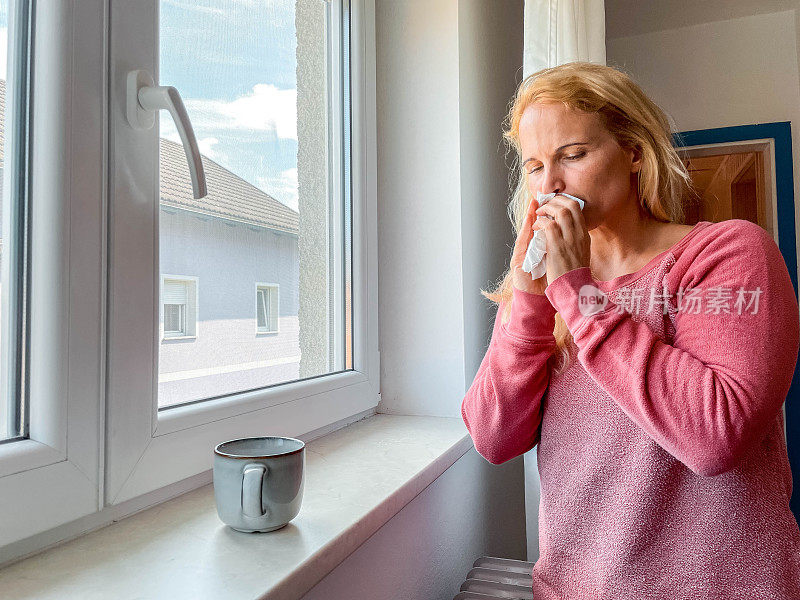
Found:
[527,151,585,175]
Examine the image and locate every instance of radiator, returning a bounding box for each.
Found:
[452,556,535,599]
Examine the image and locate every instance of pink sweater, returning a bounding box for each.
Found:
[462,219,800,599]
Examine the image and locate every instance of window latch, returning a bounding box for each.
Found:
[125,69,208,199]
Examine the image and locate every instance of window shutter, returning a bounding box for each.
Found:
[163,280,188,305]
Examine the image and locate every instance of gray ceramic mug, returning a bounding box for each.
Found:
[213,436,305,532]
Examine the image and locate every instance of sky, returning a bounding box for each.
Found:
[0,0,301,212]
[159,0,300,212]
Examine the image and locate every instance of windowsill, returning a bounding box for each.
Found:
[0,414,472,599]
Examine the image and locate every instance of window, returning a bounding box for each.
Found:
[150,0,352,409]
[0,0,29,445]
[256,283,279,334]
[161,276,198,339]
[0,0,377,564]
[0,0,106,551]
[103,0,379,512]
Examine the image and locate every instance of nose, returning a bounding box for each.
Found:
[539,164,565,196]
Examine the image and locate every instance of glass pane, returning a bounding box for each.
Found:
[1,0,31,442]
[158,0,352,409]
[164,304,184,335]
[265,289,274,329]
[256,289,266,329]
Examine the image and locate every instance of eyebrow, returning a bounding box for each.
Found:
[523,142,589,167]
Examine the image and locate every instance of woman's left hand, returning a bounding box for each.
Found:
[534,195,592,286]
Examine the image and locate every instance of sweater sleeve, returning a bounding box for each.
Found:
[544,220,800,477]
[461,286,558,465]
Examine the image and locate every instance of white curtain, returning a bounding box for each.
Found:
[523,0,607,78]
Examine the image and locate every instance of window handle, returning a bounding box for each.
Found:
[125,69,208,199]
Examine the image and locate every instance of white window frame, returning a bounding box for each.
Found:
[255,282,279,334]
[0,0,106,549]
[0,0,377,562]
[104,0,378,508]
[160,274,198,340]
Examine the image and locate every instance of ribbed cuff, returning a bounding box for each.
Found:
[544,267,606,336]
[506,286,557,341]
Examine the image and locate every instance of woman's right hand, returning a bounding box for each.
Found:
[511,198,549,295]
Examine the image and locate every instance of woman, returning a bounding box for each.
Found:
[461,62,800,599]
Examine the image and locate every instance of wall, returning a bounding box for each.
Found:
[376,0,524,418]
[159,208,300,405]
[296,0,332,381]
[458,0,526,389]
[606,9,800,287]
[300,448,527,600]
[374,0,465,417]
[604,0,799,40]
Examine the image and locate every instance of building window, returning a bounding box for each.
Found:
[256,283,279,334]
[161,276,198,339]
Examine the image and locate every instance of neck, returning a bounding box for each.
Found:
[588,197,662,272]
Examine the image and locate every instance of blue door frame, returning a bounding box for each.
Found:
[674,122,800,523]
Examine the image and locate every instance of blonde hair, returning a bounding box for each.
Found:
[482,61,697,375]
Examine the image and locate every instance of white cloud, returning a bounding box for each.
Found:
[160,111,222,161]
[159,115,180,143]
[197,136,220,160]
[257,167,297,212]
[158,85,299,211]
[185,84,297,140]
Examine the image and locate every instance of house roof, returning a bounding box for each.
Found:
[159,137,299,235]
[0,78,299,235]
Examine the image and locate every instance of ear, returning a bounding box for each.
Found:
[628,145,643,173]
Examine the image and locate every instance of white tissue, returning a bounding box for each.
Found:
[521,192,586,279]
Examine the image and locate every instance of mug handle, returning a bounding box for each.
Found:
[242,463,269,518]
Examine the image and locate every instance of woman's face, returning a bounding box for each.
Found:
[518,101,641,229]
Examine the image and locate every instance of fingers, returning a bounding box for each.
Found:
[533,214,553,230]
[534,196,583,245]
[512,200,539,265]
[521,199,539,239]
[534,196,580,220]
